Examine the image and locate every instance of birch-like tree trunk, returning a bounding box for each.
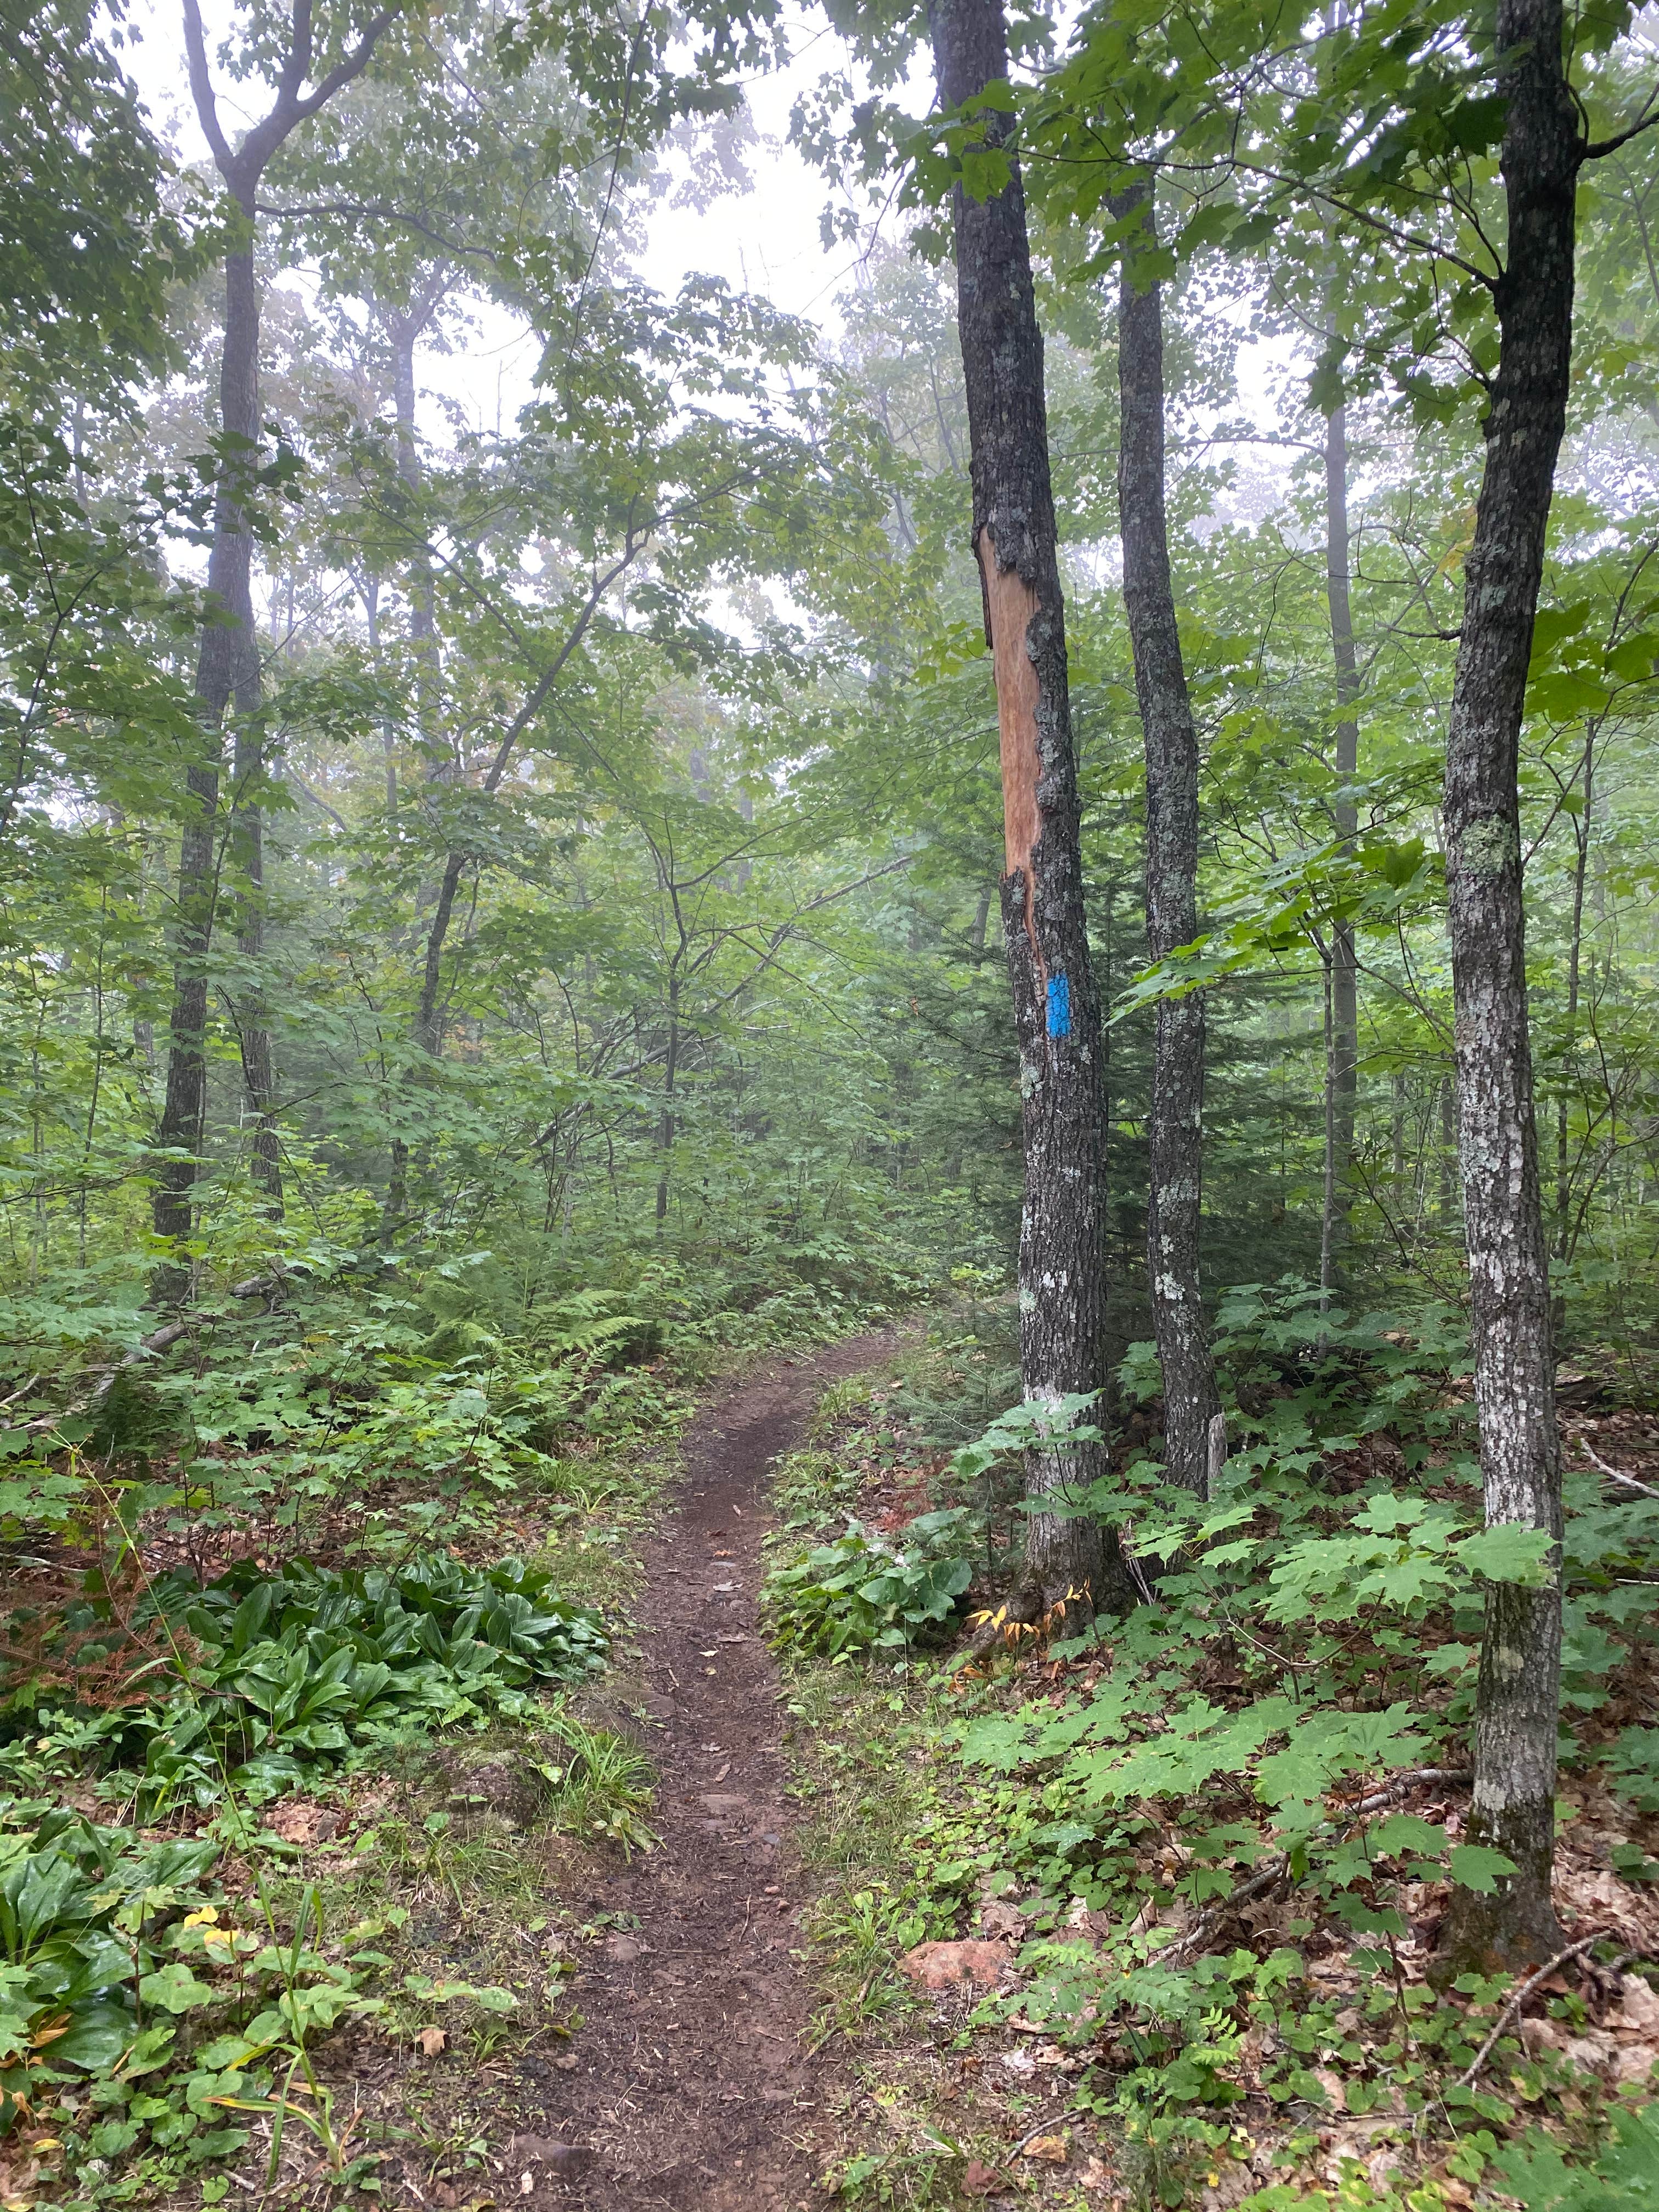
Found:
[1321,400,1360,1307]
[1110,178,1222,1497]
[1438,0,1578,1972]
[930,0,1128,1619]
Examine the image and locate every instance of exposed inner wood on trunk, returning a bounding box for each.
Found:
[978,527,1041,943]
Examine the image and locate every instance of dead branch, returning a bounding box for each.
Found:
[1458,1935,1648,2087]
[1163,1767,1474,1963]
[26,1268,287,1431]
[1579,1438,1659,1502]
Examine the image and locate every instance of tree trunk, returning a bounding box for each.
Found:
[930,0,1127,1621]
[1319,951,1336,1322]
[415,851,467,1061]
[388,301,443,760]
[232,729,283,1215]
[656,970,680,1231]
[229,399,281,1219]
[1322,399,1360,1307]
[382,302,442,1235]
[157,0,403,1288]
[151,230,265,1289]
[1552,726,1593,1335]
[1438,0,1577,1974]
[1110,178,1222,1498]
[362,577,399,811]
[385,372,639,1242]
[970,880,993,957]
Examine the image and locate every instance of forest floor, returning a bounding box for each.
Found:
[518,1328,898,2211]
[15,1313,1659,2212]
[487,1322,1132,2212]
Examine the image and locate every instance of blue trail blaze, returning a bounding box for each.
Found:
[1046,973,1071,1039]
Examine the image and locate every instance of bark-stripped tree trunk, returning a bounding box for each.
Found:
[930,0,1127,1621]
[1321,399,1361,1307]
[1438,0,1579,1972]
[154,0,399,1292]
[1110,178,1222,1497]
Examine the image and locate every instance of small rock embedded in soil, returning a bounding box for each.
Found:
[900,1938,1011,1991]
[507,2137,592,2181]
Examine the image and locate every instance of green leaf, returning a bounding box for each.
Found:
[1458,1523,1555,1585]
[138,1964,219,2013]
[1448,1844,1517,1895]
[42,2000,135,2070]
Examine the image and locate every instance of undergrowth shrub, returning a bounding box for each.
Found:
[4,1555,607,1813]
[0,1797,512,2188]
[536,1716,657,1856]
[764,1510,977,1657]
[781,1291,1659,2204]
[1494,2102,1659,2209]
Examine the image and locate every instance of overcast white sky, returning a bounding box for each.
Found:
[119,0,1308,554]
[121,0,902,439]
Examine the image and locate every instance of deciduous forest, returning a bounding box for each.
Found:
[5,0,1659,2205]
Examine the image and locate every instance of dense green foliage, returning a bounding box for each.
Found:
[764,1510,977,1655]
[776,1322,1659,2208]
[3,0,1659,2203]
[0,1800,515,2187]
[6,1550,604,1814]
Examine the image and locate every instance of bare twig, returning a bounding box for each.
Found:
[1457,1934,1645,2087]
[26,1268,287,1430]
[1579,1438,1659,1502]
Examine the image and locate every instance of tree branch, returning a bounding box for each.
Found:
[1583,92,1659,163]
[1458,1934,1640,2086]
[230,2,403,190]
[180,0,234,176]
[256,200,501,267]
[480,531,649,795]
[1578,1438,1659,1502]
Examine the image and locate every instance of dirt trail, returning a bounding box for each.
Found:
[527,1331,893,2211]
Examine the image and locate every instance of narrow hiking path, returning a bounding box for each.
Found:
[524,1330,895,2211]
